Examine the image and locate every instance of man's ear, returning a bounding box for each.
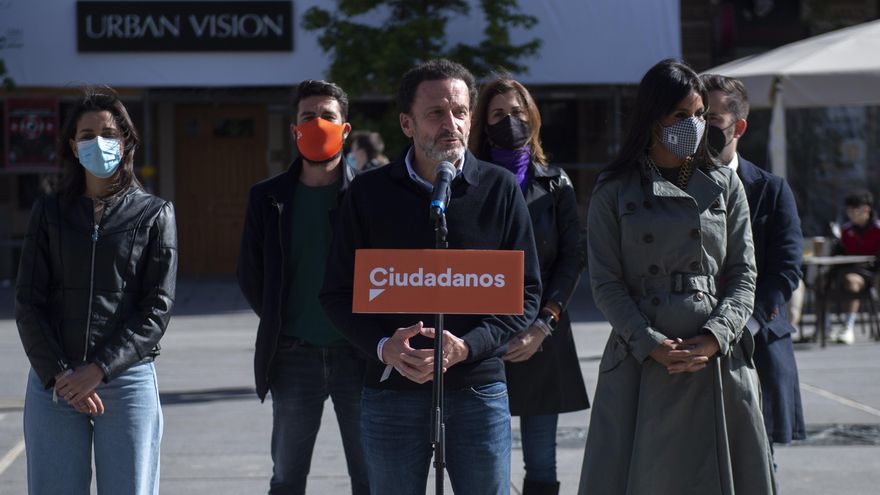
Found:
[399,113,414,138]
[342,122,352,140]
[734,118,748,139]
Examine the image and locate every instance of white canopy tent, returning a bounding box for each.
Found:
[706,19,880,179]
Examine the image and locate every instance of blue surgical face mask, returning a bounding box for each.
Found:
[660,116,706,158]
[345,153,358,171]
[76,136,122,178]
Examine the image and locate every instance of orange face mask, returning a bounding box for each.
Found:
[293,118,348,162]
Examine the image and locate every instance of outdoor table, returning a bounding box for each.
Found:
[802,255,876,347]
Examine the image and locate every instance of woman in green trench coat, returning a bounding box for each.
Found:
[579,59,776,495]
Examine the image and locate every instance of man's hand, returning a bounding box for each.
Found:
[55,363,105,408]
[382,322,438,384]
[504,326,545,363]
[421,327,470,368]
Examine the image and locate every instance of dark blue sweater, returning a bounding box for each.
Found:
[320,149,542,390]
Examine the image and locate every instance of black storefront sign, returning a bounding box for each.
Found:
[77,1,293,52]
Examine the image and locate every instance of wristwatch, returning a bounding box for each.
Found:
[541,312,558,332]
[534,311,558,337]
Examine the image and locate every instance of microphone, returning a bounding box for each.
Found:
[429,161,456,219]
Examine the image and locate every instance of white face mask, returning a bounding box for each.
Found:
[660,116,706,158]
[76,136,122,178]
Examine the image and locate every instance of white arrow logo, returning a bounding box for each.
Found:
[369,288,385,301]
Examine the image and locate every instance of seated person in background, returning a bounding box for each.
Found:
[827,190,880,344]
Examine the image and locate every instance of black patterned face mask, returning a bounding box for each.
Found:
[486,114,530,150]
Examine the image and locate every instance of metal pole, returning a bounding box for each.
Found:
[431,210,448,494]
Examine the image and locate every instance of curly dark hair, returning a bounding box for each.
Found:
[397,59,476,115]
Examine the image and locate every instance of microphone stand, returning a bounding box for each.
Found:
[430,205,448,495]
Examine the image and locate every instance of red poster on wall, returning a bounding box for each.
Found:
[5,98,59,170]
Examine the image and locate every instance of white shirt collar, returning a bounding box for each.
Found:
[724,153,740,172]
[404,147,465,191]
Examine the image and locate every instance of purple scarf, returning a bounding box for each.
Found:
[490,145,531,192]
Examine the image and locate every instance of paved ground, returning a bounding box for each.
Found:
[1,276,879,494]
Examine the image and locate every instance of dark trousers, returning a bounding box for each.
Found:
[268,340,369,495]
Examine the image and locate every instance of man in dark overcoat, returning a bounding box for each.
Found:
[703,74,806,448]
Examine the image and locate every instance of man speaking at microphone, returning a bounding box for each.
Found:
[321,59,542,495]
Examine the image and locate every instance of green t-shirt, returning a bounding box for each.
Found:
[281,179,346,346]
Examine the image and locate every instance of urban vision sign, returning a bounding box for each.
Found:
[76,1,293,52]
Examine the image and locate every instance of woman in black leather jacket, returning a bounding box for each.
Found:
[15,86,177,495]
[470,77,589,495]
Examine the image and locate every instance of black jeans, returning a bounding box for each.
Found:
[268,341,369,495]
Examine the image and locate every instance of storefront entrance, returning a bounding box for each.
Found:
[174,104,268,274]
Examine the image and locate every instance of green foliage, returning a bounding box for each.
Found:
[302,0,541,155]
[449,0,540,78]
[303,0,540,95]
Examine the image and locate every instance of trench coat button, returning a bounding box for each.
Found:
[649,264,659,275]
[643,234,654,243]
[689,261,700,271]
[690,228,701,239]
[694,292,704,301]
[711,198,721,208]
[651,297,661,306]
[626,202,637,212]
[643,200,652,209]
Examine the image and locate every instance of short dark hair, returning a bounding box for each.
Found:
[844,190,874,209]
[350,130,385,159]
[293,79,349,120]
[397,59,476,115]
[59,85,142,201]
[701,74,750,120]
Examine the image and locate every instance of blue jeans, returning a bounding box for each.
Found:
[519,414,559,482]
[269,341,369,495]
[24,361,163,495]
[361,382,511,495]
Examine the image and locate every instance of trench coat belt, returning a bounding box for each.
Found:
[634,272,717,297]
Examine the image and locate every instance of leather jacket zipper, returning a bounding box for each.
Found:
[265,197,285,387]
[83,222,99,362]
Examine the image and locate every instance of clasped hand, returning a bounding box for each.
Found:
[381,321,470,384]
[54,363,106,415]
[650,334,720,374]
[504,325,546,363]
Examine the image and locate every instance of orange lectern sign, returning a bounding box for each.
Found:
[353,249,524,315]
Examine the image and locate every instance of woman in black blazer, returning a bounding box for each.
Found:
[470,77,589,495]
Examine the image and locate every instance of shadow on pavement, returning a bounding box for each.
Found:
[160,386,255,406]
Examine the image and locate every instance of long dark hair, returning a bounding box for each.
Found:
[598,59,715,186]
[59,86,142,201]
[469,76,548,166]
